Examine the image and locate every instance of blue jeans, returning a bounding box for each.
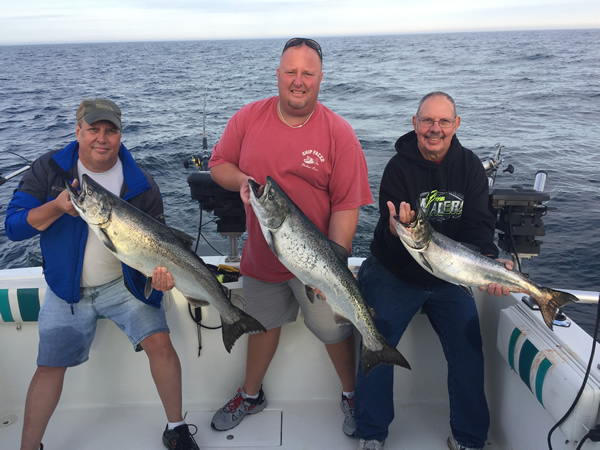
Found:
[354,255,489,448]
[38,277,169,367]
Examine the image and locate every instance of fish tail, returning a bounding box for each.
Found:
[361,342,411,375]
[536,288,580,331]
[221,311,267,353]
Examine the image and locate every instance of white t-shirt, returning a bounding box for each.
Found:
[78,158,125,287]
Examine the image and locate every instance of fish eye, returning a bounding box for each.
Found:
[87,188,93,195]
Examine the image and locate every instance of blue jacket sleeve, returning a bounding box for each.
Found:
[4,190,43,241]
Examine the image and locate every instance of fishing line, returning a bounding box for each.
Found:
[547,293,600,449]
[506,205,523,273]
[0,150,33,164]
[193,206,223,256]
[187,303,222,357]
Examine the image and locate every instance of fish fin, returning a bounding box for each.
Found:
[144,277,153,299]
[99,229,118,253]
[168,227,196,248]
[329,240,351,263]
[305,286,326,303]
[305,286,316,303]
[333,313,353,326]
[266,231,278,255]
[221,310,267,353]
[361,341,411,375]
[184,295,211,307]
[460,285,474,297]
[536,288,580,331]
[418,254,434,273]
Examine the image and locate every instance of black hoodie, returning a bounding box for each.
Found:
[370,130,499,286]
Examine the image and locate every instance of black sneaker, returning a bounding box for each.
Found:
[162,423,199,450]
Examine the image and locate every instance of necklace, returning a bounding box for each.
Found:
[277,101,314,128]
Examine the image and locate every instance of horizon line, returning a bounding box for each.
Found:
[1,26,598,47]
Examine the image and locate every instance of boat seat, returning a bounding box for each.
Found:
[0,287,45,322]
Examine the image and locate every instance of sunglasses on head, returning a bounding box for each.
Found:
[282,37,322,62]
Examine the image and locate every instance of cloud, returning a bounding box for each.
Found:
[0,0,598,45]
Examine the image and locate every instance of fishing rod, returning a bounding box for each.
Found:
[183,88,211,172]
[181,88,247,355]
[0,150,32,186]
[0,165,30,187]
[481,142,514,186]
[1,151,32,210]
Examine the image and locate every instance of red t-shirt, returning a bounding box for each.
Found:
[209,97,373,282]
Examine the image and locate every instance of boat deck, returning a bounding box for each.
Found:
[1,399,454,449]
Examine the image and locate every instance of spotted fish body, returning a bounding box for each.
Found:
[66,174,265,352]
[248,176,410,374]
[394,208,579,330]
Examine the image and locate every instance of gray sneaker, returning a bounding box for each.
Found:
[341,393,356,436]
[211,387,267,431]
[447,435,483,450]
[357,439,385,450]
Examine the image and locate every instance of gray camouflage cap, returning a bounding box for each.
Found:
[76,98,122,130]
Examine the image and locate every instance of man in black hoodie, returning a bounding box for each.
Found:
[353,92,513,450]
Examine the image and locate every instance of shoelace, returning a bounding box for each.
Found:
[346,396,354,411]
[224,391,247,413]
[182,424,199,447]
[343,395,354,414]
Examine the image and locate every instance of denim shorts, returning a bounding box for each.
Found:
[37,277,169,367]
[243,275,353,344]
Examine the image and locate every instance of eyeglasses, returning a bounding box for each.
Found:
[417,117,456,128]
[283,37,322,62]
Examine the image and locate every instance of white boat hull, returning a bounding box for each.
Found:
[1,258,599,449]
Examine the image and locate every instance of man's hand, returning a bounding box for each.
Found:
[152,266,175,292]
[479,258,514,297]
[59,179,80,217]
[240,176,258,205]
[27,179,80,230]
[387,201,414,237]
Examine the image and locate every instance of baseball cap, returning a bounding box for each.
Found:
[76,98,122,130]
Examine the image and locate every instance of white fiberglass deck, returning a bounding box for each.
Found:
[1,399,454,449]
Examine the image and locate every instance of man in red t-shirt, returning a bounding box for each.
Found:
[209,37,373,437]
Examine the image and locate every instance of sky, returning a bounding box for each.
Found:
[1,0,599,46]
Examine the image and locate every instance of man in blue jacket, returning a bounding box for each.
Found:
[5,98,198,450]
[353,92,513,450]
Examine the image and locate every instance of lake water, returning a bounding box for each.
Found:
[1,29,599,332]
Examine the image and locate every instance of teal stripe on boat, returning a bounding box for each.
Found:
[17,288,40,322]
[518,339,538,391]
[0,289,14,322]
[535,358,552,407]
[508,328,521,371]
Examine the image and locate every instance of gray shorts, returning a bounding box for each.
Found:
[243,275,353,344]
[37,277,169,367]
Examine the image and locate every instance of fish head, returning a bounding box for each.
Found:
[393,207,433,250]
[65,173,113,227]
[248,176,291,230]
